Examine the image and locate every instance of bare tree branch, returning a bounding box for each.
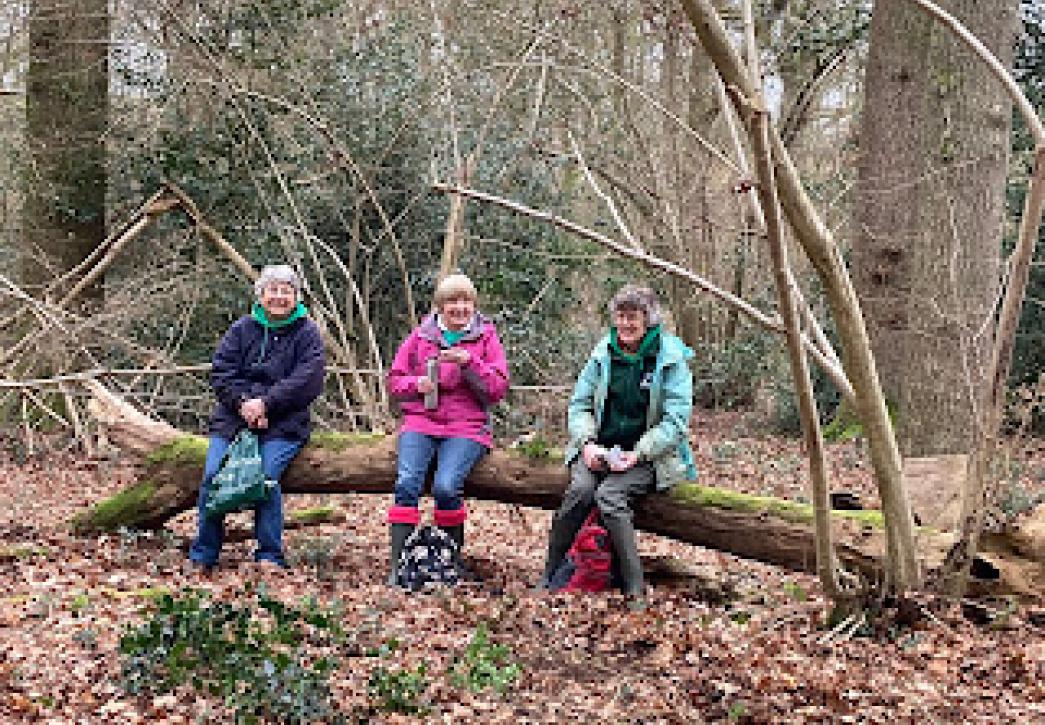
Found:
[431,181,856,404]
[902,0,1043,145]
[567,128,643,253]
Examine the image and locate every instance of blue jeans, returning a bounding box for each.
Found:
[188,435,303,567]
[394,431,486,511]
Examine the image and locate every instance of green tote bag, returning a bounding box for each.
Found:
[205,430,274,519]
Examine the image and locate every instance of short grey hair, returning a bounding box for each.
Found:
[608,284,662,326]
[254,264,302,300]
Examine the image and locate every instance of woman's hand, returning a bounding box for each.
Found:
[609,450,639,472]
[240,397,267,427]
[416,376,436,395]
[582,442,607,471]
[439,347,470,366]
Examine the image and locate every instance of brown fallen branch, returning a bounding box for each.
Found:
[47,188,170,298]
[75,382,1045,597]
[163,182,258,283]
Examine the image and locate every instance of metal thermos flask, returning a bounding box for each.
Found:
[424,357,439,410]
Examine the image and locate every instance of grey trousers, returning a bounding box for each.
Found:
[542,458,654,596]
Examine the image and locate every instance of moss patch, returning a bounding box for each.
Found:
[288,506,338,524]
[832,508,888,527]
[0,545,48,562]
[73,481,157,533]
[823,399,898,443]
[509,436,568,465]
[669,483,885,528]
[146,435,208,466]
[308,430,386,453]
[97,586,170,600]
[507,444,565,463]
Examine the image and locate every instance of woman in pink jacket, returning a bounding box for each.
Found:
[385,274,510,584]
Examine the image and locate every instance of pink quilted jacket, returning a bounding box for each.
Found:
[387,313,510,448]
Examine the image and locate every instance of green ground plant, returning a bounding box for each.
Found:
[367,663,429,715]
[450,622,520,694]
[513,434,555,460]
[118,586,345,724]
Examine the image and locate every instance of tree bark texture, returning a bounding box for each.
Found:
[24,0,109,298]
[852,0,1017,456]
[744,93,841,597]
[678,0,921,590]
[73,384,1044,597]
[74,422,899,583]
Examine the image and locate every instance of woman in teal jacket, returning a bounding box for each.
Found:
[539,285,696,607]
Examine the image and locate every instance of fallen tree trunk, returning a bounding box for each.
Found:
[77,383,1043,597]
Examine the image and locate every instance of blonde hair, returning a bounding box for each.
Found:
[433,273,478,309]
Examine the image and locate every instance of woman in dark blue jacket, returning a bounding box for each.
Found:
[188,264,326,571]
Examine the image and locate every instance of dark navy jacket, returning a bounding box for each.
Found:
[209,315,326,443]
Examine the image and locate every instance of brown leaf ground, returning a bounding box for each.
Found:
[0,411,1043,723]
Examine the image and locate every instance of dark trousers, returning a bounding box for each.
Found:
[542,458,654,595]
[189,436,303,567]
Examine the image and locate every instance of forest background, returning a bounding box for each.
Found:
[0,0,1042,449]
[0,0,1043,722]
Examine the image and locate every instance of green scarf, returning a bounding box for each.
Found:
[442,328,467,346]
[252,302,308,361]
[609,324,661,360]
[252,301,308,328]
[437,314,469,346]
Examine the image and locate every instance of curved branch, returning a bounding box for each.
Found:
[902,0,1044,145]
[431,182,856,404]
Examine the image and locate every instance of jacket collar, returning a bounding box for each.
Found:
[417,312,488,345]
[592,329,692,368]
[610,324,662,360]
[252,301,308,329]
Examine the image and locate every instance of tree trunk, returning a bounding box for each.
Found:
[24,0,109,299]
[72,384,1044,597]
[742,89,842,598]
[680,39,718,347]
[678,0,922,590]
[852,0,1017,457]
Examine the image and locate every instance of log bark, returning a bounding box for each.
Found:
[75,383,1044,597]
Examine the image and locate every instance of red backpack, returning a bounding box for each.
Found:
[561,509,613,593]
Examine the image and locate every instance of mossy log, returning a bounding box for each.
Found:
[77,382,1044,596]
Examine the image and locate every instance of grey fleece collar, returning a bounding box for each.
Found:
[417,312,487,346]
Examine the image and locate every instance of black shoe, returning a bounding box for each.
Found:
[439,524,481,582]
[388,523,414,586]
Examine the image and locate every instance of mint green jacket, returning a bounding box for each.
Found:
[565,331,697,491]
